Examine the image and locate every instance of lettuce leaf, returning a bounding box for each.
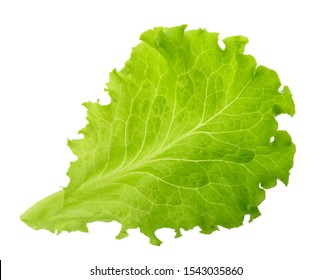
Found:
[21,25,295,245]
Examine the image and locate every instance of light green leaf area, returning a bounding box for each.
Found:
[21,25,295,245]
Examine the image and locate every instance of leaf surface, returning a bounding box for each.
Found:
[21,25,295,245]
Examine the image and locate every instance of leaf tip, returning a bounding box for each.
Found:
[275,86,295,117]
[174,228,182,238]
[247,206,262,222]
[223,35,249,53]
[116,228,129,240]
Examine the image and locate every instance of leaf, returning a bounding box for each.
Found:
[21,25,295,245]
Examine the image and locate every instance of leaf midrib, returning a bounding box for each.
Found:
[74,77,252,193]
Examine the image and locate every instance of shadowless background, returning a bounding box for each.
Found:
[1,0,330,279]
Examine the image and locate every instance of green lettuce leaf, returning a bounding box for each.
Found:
[21,25,295,245]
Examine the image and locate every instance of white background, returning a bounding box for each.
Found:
[1,0,330,279]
